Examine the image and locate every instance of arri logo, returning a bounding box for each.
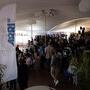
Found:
[7,18,15,46]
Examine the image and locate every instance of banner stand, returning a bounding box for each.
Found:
[0,4,17,84]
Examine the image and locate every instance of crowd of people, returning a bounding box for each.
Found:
[15,27,90,90]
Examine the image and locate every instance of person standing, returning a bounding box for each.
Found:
[18,55,28,90]
[45,42,54,70]
[50,48,62,86]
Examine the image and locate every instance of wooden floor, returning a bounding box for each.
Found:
[28,67,74,90]
[1,66,74,90]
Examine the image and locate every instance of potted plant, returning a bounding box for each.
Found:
[78,50,90,90]
[0,64,6,89]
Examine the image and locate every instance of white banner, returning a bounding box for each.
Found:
[0,4,17,83]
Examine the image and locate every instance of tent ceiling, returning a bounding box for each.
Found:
[0,0,90,31]
[50,17,90,31]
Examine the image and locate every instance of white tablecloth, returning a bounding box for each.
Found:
[25,86,55,90]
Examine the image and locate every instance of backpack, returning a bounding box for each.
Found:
[51,52,62,67]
